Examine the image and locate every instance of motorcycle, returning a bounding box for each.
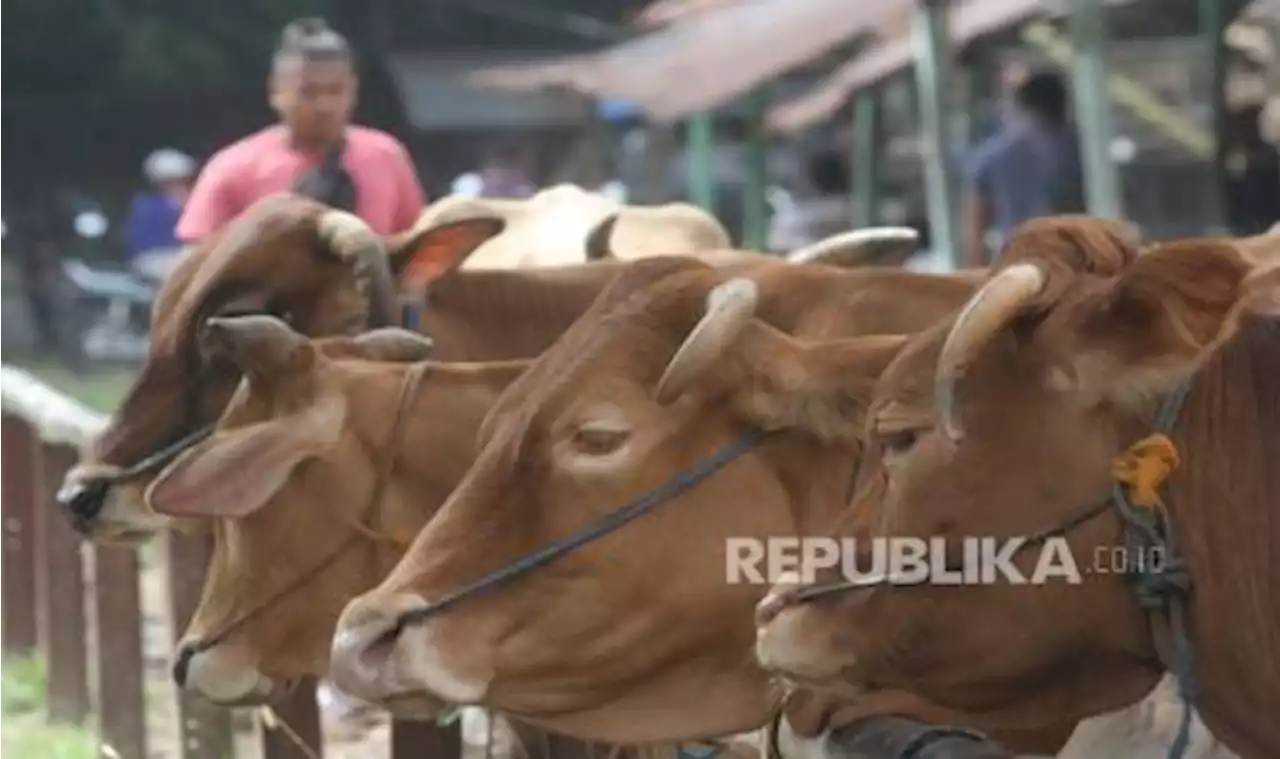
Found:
[61,206,156,363]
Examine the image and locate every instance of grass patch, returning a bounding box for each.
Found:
[1,657,45,714]
[2,656,98,759]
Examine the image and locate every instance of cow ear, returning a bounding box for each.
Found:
[1053,239,1253,404]
[145,397,345,518]
[724,325,909,441]
[202,315,312,378]
[351,328,435,362]
[389,218,507,289]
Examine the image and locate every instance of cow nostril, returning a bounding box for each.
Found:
[173,644,196,688]
[357,623,403,676]
[56,478,110,529]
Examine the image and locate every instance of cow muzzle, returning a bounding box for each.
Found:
[330,593,487,716]
[754,590,854,687]
[56,468,171,544]
[171,640,278,706]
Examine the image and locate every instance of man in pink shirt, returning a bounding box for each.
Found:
[177,17,425,242]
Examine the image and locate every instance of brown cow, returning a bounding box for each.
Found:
[56,194,727,546]
[315,257,984,743]
[754,218,1279,758]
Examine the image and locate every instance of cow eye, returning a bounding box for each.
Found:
[571,422,630,456]
[882,429,919,456]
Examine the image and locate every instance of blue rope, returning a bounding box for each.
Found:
[1111,380,1197,759]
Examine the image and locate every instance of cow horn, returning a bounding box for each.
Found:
[655,278,759,405]
[584,213,622,261]
[315,210,399,330]
[935,263,1047,441]
[786,227,919,267]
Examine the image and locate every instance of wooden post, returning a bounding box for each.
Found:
[93,543,147,759]
[391,718,461,759]
[35,442,90,725]
[261,677,324,758]
[851,92,882,228]
[1,415,39,658]
[742,87,770,251]
[686,112,717,212]
[1067,0,1122,218]
[168,530,234,759]
[912,0,960,268]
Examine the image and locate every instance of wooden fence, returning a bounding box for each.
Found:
[0,364,472,759]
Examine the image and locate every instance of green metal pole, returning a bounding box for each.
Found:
[1067,0,1122,218]
[686,113,716,211]
[1199,0,1227,232]
[852,92,882,227]
[742,88,770,250]
[911,0,959,268]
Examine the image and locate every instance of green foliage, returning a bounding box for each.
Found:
[4,716,97,757]
[1,657,46,715]
[3,0,328,96]
[1,656,98,759]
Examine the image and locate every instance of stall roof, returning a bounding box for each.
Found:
[767,0,1047,133]
[631,0,745,29]
[468,0,911,122]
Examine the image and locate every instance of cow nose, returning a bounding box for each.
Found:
[172,642,197,688]
[330,596,409,702]
[56,477,110,531]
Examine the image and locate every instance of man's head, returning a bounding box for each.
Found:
[269,17,357,149]
[1013,68,1070,126]
[144,148,195,198]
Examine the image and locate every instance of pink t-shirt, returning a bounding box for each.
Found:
[176,125,425,242]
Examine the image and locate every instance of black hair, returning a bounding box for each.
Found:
[273,17,352,71]
[1014,68,1070,125]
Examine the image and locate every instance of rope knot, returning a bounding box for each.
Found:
[1111,433,1180,509]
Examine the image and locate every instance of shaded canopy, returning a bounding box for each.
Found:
[469,0,910,123]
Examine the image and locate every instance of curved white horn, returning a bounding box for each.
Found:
[935,263,1047,441]
[655,278,759,404]
[786,227,919,267]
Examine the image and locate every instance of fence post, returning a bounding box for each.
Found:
[1,414,39,658]
[168,530,234,759]
[94,542,147,759]
[35,442,91,725]
[391,718,460,759]
[261,677,324,759]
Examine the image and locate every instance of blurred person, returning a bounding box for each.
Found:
[475,139,537,199]
[177,17,424,243]
[126,149,195,282]
[972,60,1031,142]
[1224,104,1280,235]
[962,67,1085,268]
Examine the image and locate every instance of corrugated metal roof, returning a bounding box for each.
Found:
[767,0,1048,133]
[632,0,745,29]
[468,0,911,123]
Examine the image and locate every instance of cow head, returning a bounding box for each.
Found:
[755,217,1278,746]
[145,315,529,706]
[326,257,950,743]
[59,193,504,545]
[421,184,732,268]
